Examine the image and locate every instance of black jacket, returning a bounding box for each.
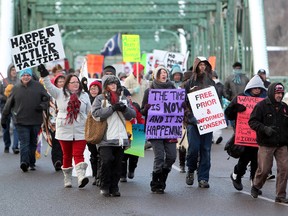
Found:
[248,82,288,147]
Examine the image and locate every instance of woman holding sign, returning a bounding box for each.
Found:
[141,65,177,194]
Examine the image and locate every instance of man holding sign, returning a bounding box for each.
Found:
[184,57,215,188]
[141,65,184,194]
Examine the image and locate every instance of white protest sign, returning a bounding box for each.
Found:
[187,86,227,135]
[10,24,65,72]
[152,49,188,72]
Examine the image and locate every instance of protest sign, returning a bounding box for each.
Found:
[146,89,185,139]
[125,124,145,157]
[122,34,141,62]
[235,96,264,147]
[10,24,65,72]
[187,86,227,135]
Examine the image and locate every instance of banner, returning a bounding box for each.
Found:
[100,33,122,56]
[187,86,227,135]
[152,49,188,73]
[125,124,145,157]
[235,96,264,147]
[86,54,104,78]
[10,24,65,72]
[122,34,141,62]
[146,89,185,139]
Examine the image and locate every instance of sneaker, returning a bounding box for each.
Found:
[120,177,127,182]
[20,162,28,172]
[30,165,36,171]
[186,172,194,185]
[128,171,134,179]
[100,189,110,197]
[215,136,223,144]
[110,191,121,197]
[198,180,210,188]
[267,174,275,180]
[180,166,186,173]
[275,197,288,203]
[251,186,260,198]
[12,148,20,154]
[230,173,243,191]
[4,147,9,153]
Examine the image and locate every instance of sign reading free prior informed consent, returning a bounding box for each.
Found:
[10,24,65,72]
[146,89,185,139]
[187,86,227,135]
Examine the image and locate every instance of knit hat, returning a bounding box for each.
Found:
[170,64,182,76]
[103,65,116,75]
[118,72,127,80]
[153,65,169,80]
[52,74,65,86]
[132,63,145,75]
[19,68,32,77]
[89,80,102,92]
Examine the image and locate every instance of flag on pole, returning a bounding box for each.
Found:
[100,33,122,56]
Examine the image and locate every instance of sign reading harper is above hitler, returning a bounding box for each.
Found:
[187,86,227,135]
[10,24,65,72]
[146,89,185,139]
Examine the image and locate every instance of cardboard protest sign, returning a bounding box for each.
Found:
[187,86,227,135]
[235,96,264,147]
[122,34,141,62]
[146,89,185,139]
[125,124,145,157]
[152,49,188,72]
[10,24,65,72]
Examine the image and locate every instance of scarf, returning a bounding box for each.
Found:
[66,93,81,124]
[151,80,175,89]
[109,91,119,105]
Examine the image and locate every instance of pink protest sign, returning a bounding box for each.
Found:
[146,89,185,139]
[235,96,264,147]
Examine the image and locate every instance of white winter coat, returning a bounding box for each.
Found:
[43,76,91,140]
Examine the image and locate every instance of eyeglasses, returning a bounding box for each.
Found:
[69,81,80,84]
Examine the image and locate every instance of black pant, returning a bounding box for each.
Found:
[234,146,258,179]
[99,146,124,192]
[121,153,139,177]
[50,130,63,166]
[87,143,99,177]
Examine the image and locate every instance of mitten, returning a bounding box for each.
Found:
[118,102,127,112]
[233,103,246,112]
[37,64,49,77]
[81,77,88,93]
[112,103,122,111]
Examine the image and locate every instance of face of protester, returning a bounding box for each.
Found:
[68,76,80,93]
[198,62,206,74]
[274,92,283,102]
[56,77,65,88]
[250,87,262,97]
[107,83,117,92]
[158,69,168,83]
[89,85,100,97]
[21,74,32,86]
[10,67,17,78]
[173,73,182,82]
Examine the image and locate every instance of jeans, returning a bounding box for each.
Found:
[3,114,19,149]
[186,124,213,182]
[16,124,41,166]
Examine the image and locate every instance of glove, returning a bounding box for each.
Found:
[233,103,246,113]
[264,126,277,136]
[81,77,88,92]
[1,123,7,129]
[37,64,49,77]
[112,102,126,112]
[144,104,151,112]
[133,86,140,94]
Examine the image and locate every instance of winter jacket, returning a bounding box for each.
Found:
[224,73,249,101]
[91,93,136,148]
[43,76,91,140]
[2,79,49,126]
[249,82,288,147]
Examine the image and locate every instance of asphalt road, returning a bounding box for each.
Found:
[0,127,287,216]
